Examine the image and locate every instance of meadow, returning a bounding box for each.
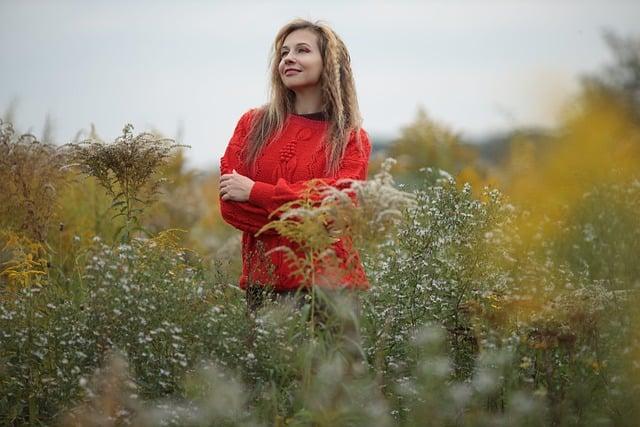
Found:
[1,35,639,427]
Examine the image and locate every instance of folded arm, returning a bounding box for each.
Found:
[218,109,276,235]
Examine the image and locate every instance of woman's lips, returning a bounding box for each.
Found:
[285,69,300,76]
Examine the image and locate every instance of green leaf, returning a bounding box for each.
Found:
[114,224,128,242]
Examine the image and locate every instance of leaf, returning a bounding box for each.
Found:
[113,223,128,241]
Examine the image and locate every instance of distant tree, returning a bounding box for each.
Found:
[581,31,640,119]
[383,106,481,189]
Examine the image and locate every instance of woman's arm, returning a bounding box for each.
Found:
[218,109,276,235]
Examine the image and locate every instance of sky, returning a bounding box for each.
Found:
[1,0,639,171]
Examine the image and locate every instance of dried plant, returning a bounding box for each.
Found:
[258,158,416,281]
[67,124,188,243]
[257,159,416,333]
[0,119,68,242]
[257,178,341,287]
[321,157,418,250]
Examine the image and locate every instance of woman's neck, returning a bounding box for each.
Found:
[293,86,323,114]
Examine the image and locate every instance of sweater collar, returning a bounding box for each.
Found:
[287,112,329,129]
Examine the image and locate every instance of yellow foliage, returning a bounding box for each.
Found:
[455,165,500,200]
[147,228,191,252]
[0,231,48,291]
[506,92,640,240]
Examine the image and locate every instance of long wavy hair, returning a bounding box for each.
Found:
[242,18,363,177]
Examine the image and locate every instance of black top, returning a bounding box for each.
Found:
[293,111,328,121]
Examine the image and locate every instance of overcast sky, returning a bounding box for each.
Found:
[1,0,639,171]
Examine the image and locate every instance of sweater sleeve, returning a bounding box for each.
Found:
[218,109,276,235]
[248,128,371,214]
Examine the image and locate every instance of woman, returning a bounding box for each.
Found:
[218,19,371,312]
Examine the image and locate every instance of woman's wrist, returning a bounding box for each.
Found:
[249,181,276,208]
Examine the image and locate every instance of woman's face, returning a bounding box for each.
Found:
[278,29,323,92]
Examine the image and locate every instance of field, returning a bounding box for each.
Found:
[1,38,640,427]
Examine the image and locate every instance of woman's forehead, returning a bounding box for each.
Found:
[282,29,318,48]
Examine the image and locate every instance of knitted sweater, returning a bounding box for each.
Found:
[219,108,372,292]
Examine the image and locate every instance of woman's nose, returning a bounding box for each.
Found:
[282,51,296,62]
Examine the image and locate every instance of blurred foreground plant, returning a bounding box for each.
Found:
[257,158,416,283]
[257,158,416,333]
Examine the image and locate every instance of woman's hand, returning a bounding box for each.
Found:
[219,169,255,202]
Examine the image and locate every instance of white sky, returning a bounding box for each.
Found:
[1,0,639,171]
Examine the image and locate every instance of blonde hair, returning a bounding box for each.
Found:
[242,18,363,177]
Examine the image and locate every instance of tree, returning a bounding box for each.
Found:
[385,106,480,189]
[581,31,640,119]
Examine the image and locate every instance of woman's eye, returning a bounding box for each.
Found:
[281,48,309,57]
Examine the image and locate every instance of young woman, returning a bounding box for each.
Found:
[218,19,371,311]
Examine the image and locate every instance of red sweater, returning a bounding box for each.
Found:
[219,108,371,292]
